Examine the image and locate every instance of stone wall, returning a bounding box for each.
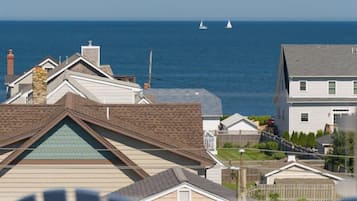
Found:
[32,66,47,104]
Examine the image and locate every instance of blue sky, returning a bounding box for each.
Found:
[0,0,356,20]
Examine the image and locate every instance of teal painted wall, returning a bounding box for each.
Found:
[22,117,114,160]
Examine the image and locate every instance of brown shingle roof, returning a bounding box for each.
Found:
[0,93,214,166]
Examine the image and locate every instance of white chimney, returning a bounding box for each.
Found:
[287,155,296,162]
[81,40,100,66]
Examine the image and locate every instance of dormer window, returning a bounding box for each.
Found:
[299,81,306,91]
[328,81,336,95]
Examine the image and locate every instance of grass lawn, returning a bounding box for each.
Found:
[217,148,275,161]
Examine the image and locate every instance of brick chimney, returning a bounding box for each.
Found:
[81,40,100,66]
[7,49,14,76]
[32,66,47,104]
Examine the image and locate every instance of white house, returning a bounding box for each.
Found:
[273,45,357,134]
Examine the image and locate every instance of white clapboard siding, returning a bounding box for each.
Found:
[74,78,135,104]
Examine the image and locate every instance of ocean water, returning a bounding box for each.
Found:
[1,21,357,115]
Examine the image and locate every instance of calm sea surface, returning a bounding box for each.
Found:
[1,21,357,115]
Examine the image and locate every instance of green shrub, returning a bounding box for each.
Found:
[269,192,280,201]
[257,142,267,149]
[272,152,285,160]
[248,115,270,126]
[266,141,279,150]
[223,142,234,148]
[316,129,324,138]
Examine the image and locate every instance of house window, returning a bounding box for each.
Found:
[328,81,336,94]
[354,81,357,95]
[178,190,190,201]
[299,81,306,91]
[301,113,309,122]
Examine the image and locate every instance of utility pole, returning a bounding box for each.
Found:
[239,148,246,201]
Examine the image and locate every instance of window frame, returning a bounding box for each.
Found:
[328,81,336,95]
[353,81,357,95]
[177,189,191,201]
[300,112,309,122]
[299,80,307,91]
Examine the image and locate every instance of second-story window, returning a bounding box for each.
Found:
[300,81,306,91]
[328,81,336,94]
[354,81,357,95]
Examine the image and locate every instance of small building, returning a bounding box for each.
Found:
[220,113,259,134]
[316,134,334,155]
[217,113,260,147]
[111,167,236,201]
[261,155,343,185]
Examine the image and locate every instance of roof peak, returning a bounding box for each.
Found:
[172,167,188,183]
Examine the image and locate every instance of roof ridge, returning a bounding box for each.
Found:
[172,167,188,183]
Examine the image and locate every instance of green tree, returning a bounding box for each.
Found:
[291,131,299,144]
[306,132,316,148]
[298,132,307,146]
[282,131,290,140]
[329,130,355,172]
[316,129,324,138]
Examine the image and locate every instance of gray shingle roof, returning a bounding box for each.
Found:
[283,44,357,77]
[113,167,236,201]
[316,134,333,145]
[143,89,222,116]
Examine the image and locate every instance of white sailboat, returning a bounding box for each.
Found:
[199,20,208,30]
[225,20,232,29]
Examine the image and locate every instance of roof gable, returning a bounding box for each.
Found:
[0,111,149,179]
[282,44,357,77]
[221,113,257,129]
[46,54,113,82]
[264,162,343,181]
[20,117,111,160]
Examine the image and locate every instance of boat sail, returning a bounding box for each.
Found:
[225,20,232,29]
[199,20,208,30]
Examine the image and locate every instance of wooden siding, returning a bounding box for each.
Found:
[0,164,134,201]
[191,190,216,201]
[74,77,135,104]
[92,125,199,176]
[69,61,101,76]
[47,83,79,104]
[11,72,33,97]
[0,151,14,163]
[22,118,111,160]
[154,188,216,201]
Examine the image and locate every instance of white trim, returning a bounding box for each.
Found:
[71,75,138,90]
[300,112,309,123]
[264,162,343,181]
[177,188,191,201]
[328,80,336,95]
[138,98,151,104]
[47,80,86,99]
[8,70,32,87]
[4,92,22,104]
[38,58,58,67]
[353,80,357,95]
[46,57,113,82]
[144,183,231,201]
